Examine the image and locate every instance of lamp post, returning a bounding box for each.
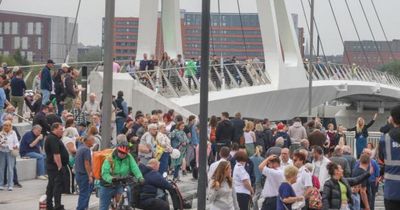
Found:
[308,0,315,117]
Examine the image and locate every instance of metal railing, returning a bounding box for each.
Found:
[345,131,381,157]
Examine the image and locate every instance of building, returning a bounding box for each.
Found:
[343,40,400,68]
[106,12,304,61]
[0,10,78,63]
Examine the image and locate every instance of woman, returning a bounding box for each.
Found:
[334,125,347,147]
[366,143,377,160]
[326,123,336,155]
[347,113,377,158]
[162,113,175,134]
[0,120,19,191]
[322,162,371,210]
[156,122,173,174]
[159,52,172,88]
[209,161,240,210]
[87,126,102,151]
[250,146,264,210]
[254,123,266,155]
[62,119,79,194]
[243,121,256,156]
[208,115,218,162]
[169,122,189,181]
[233,150,254,210]
[71,99,86,126]
[277,165,304,210]
[126,59,137,78]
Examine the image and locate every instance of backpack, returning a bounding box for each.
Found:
[92,149,114,180]
[308,186,322,209]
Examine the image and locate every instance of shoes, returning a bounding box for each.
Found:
[14,183,22,188]
[8,187,13,191]
[38,176,48,180]
[0,186,4,190]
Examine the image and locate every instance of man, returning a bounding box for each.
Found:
[352,154,371,210]
[115,91,128,135]
[207,146,230,181]
[308,128,328,148]
[311,146,330,191]
[53,63,69,116]
[63,69,76,111]
[231,112,245,145]
[330,146,351,177]
[258,155,284,210]
[82,93,101,118]
[138,123,158,165]
[10,69,26,122]
[379,105,400,209]
[299,139,310,151]
[262,118,273,150]
[99,143,144,210]
[343,145,357,173]
[216,112,234,156]
[45,123,69,210]
[288,118,307,150]
[292,150,313,205]
[33,104,51,136]
[19,125,46,180]
[41,59,54,105]
[272,123,291,148]
[139,159,173,210]
[279,148,293,171]
[139,53,149,71]
[75,135,95,210]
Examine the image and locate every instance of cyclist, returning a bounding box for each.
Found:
[98,143,144,210]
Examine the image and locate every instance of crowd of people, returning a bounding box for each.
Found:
[1,59,400,210]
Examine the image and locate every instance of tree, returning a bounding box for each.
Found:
[12,49,30,65]
[379,60,400,78]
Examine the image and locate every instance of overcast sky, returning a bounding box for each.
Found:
[2,0,400,55]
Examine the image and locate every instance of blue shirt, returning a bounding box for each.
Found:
[74,144,92,174]
[0,88,6,108]
[19,131,41,156]
[190,124,199,145]
[10,77,27,96]
[277,182,296,210]
[250,155,264,184]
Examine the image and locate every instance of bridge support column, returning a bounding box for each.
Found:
[161,0,183,57]
[137,0,159,59]
[256,0,307,89]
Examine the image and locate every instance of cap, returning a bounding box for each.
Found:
[47,59,55,64]
[61,63,70,68]
[276,122,285,130]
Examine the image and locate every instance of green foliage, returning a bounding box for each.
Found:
[78,46,102,62]
[0,50,30,66]
[379,60,400,78]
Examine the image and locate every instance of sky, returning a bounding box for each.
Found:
[1,0,400,55]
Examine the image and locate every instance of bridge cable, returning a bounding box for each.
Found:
[299,0,317,57]
[235,0,249,58]
[358,0,385,65]
[344,0,371,67]
[370,0,395,61]
[65,0,82,63]
[327,0,352,64]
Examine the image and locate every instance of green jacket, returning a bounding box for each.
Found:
[185,60,197,77]
[101,151,143,184]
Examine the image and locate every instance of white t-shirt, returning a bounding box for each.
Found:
[292,165,313,196]
[279,158,293,171]
[244,131,254,144]
[233,162,251,195]
[208,159,227,181]
[261,166,284,198]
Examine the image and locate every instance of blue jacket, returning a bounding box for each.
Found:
[139,164,173,201]
[40,66,52,91]
[273,131,291,148]
[190,124,199,145]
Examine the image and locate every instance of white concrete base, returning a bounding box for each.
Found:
[16,158,37,181]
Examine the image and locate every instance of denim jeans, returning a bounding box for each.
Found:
[173,164,181,179]
[0,151,16,188]
[159,152,170,175]
[76,173,93,210]
[115,117,126,135]
[25,152,46,176]
[42,89,51,105]
[99,185,123,210]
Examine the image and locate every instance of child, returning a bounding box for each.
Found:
[277,165,304,210]
[350,185,361,210]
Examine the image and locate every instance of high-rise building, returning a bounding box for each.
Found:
[343,40,400,68]
[0,10,78,63]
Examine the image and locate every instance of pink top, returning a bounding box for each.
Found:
[113,62,121,73]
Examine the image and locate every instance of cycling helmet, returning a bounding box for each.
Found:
[117,143,129,154]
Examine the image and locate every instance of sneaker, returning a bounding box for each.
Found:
[0,186,4,190]
[38,176,48,180]
[8,187,13,191]
[14,183,22,188]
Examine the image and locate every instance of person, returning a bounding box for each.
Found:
[250,146,264,210]
[277,165,304,210]
[139,159,173,210]
[112,59,121,73]
[288,118,307,151]
[169,122,189,181]
[10,69,26,122]
[311,146,331,190]
[115,91,128,135]
[33,103,51,136]
[87,126,101,151]
[292,150,313,209]
[41,59,54,105]
[280,148,293,171]
[243,121,256,156]
[308,127,328,149]
[352,154,371,210]
[155,122,172,174]
[208,146,230,181]
[82,93,101,118]
[379,105,400,209]
[343,146,357,173]
[262,118,274,150]
[19,125,47,180]
[63,69,77,111]
[71,99,86,126]
[99,143,144,210]
[330,146,351,177]
[209,161,240,210]
[208,115,218,160]
[185,57,197,89]
[139,53,150,71]
[75,135,95,210]
[62,119,79,194]
[138,123,158,165]
[273,123,291,148]
[322,162,371,210]
[0,120,19,191]
[231,112,245,145]
[216,112,234,155]
[258,154,284,210]
[347,113,377,158]
[45,123,69,210]
[254,123,267,155]
[366,143,377,160]
[126,59,137,77]
[232,150,254,210]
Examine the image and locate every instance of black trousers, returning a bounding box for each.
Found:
[237,193,251,210]
[46,168,65,209]
[261,196,277,210]
[141,198,170,210]
[385,199,400,210]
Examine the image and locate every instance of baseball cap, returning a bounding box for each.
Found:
[61,63,70,68]
[276,122,285,130]
[47,59,55,64]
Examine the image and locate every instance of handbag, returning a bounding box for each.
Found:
[11,148,19,157]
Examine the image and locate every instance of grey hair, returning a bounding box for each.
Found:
[32,124,42,130]
[343,146,351,153]
[148,123,158,130]
[116,134,128,144]
[275,137,285,148]
[158,122,166,128]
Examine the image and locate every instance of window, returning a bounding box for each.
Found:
[13,37,21,49]
[4,22,10,34]
[0,37,3,49]
[27,22,34,35]
[35,22,42,35]
[37,37,42,50]
[11,22,18,34]
[21,37,28,50]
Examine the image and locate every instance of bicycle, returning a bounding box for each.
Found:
[110,176,136,210]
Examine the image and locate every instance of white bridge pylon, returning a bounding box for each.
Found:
[136,0,307,89]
